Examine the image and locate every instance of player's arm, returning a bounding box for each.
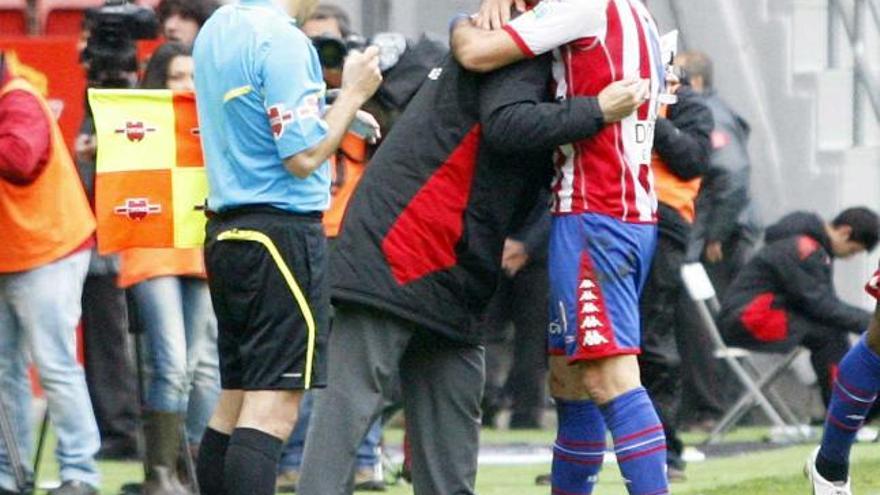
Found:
[476,0,527,30]
[452,0,607,73]
[479,56,648,152]
[451,19,527,73]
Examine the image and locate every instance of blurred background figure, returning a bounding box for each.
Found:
[720,208,880,409]
[276,5,385,492]
[676,50,763,433]
[639,64,714,481]
[75,13,142,464]
[0,50,102,495]
[276,4,445,492]
[121,41,220,495]
[156,0,220,47]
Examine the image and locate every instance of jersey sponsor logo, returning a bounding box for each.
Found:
[267,104,294,140]
[114,121,157,143]
[582,329,609,347]
[114,198,161,220]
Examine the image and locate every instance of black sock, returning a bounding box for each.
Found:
[224,428,284,495]
[197,428,231,495]
[816,451,849,483]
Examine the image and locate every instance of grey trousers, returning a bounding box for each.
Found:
[297,303,484,495]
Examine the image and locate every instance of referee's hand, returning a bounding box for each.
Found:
[342,46,383,105]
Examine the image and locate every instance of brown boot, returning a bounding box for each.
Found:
[142,411,189,495]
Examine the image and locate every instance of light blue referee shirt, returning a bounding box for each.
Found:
[193,0,330,213]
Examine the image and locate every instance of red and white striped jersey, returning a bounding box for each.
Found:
[505,0,665,223]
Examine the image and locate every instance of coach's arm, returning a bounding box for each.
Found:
[479,55,648,152]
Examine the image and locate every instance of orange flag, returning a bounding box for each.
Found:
[88,89,208,254]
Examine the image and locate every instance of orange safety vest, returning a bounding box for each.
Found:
[0,78,95,273]
[118,247,206,288]
[651,105,702,224]
[324,132,368,238]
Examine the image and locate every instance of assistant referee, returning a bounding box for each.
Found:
[191,1,381,494]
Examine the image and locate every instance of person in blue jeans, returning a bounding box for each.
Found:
[120,42,221,495]
[278,393,384,492]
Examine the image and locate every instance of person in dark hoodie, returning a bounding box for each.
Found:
[720,207,880,407]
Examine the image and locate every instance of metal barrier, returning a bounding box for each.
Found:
[828,0,880,145]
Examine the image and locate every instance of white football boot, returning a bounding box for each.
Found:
[806,447,852,495]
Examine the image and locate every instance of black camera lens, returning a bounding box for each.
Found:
[312,36,348,70]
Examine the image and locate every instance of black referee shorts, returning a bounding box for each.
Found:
[205,206,329,391]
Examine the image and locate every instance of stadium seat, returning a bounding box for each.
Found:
[680,263,810,445]
[38,0,103,36]
[0,0,28,36]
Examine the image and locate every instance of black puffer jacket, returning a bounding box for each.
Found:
[720,212,871,352]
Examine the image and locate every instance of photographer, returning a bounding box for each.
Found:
[639,69,714,481]
[121,42,221,495]
[75,13,142,464]
[0,50,102,495]
[278,4,445,492]
[277,5,384,492]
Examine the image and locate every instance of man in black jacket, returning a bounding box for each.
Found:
[677,50,762,430]
[296,20,647,495]
[721,208,879,406]
[638,74,714,480]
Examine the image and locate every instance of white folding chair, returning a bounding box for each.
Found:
[680,262,808,445]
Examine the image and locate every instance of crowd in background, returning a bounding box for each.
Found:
[1,1,879,494]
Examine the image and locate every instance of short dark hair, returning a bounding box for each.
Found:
[307,3,352,38]
[833,207,880,251]
[677,50,714,90]
[141,42,191,90]
[157,0,220,28]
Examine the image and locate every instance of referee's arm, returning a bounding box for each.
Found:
[284,48,382,178]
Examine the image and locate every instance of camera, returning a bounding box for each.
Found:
[312,34,366,70]
[82,0,159,87]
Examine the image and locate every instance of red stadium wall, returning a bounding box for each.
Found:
[0,36,85,151]
[0,36,163,152]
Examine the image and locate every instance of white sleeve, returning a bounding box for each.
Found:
[503,0,608,57]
